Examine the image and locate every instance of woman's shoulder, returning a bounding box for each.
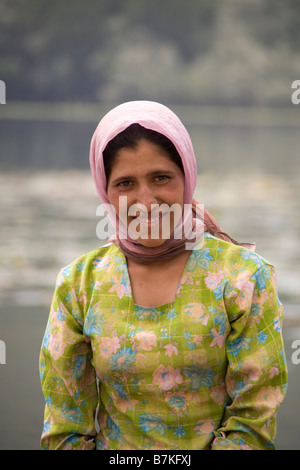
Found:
[194,232,274,273]
[55,242,122,287]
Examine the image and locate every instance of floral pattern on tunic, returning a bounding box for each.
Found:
[40,233,288,450]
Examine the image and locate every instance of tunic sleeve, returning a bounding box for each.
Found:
[39,271,98,450]
[211,264,288,450]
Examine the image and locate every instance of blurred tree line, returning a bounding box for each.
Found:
[1,0,300,105]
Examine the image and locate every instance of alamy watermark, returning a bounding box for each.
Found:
[96,197,204,250]
[291,80,300,105]
[0,340,6,365]
[291,340,300,365]
[0,80,6,104]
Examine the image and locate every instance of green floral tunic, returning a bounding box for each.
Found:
[40,233,287,450]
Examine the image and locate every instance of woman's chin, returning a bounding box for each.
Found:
[135,237,168,248]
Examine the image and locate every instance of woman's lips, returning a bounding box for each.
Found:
[133,211,167,227]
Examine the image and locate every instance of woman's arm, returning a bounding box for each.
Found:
[212,264,288,450]
[39,273,98,450]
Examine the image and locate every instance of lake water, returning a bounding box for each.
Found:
[0,108,300,449]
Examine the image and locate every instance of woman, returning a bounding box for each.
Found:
[40,101,287,450]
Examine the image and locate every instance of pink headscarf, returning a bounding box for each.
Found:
[90,101,196,205]
[89,101,254,263]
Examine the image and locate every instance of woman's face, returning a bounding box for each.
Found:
[106,139,185,247]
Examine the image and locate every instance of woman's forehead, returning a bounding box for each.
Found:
[109,140,182,172]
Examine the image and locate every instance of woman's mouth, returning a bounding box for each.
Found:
[136,211,163,227]
[127,207,172,241]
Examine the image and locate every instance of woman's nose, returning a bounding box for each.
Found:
[133,184,156,210]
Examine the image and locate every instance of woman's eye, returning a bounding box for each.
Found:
[154,175,169,182]
[117,180,131,187]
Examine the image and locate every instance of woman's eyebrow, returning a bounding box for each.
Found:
[110,175,133,185]
[110,170,176,185]
[147,169,177,178]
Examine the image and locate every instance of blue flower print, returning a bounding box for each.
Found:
[241,250,264,268]
[42,321,51,349]
[252,265,271,290]
[64,434,81,445]
[134,306,164,322]
[213,282,224,301]
[60,402,84,424]
[92,256,110,271]
[64,291,73,302]
[273,316,281,333]
[183,366,215,390]
[42,421,51,434]
[57,308,66,322]
[173,425,186,437]
[138,414,166,435]
[168,396,186,409]
[107,416,124,442]
[111,381,128,399]
[227,335,252,358]
[72,355,88,379]
[231,379,248,398]
[45,396,53,406]
[166,308,177,320]
[188,248,213,271]
[84,306,106,336]
[76,260,85,272]
[250,303,261,318]
[39,359,46,379]
[114,256,128,275]
[61,265,73,278]
[108,347,137,371]
[214,312,227,334]
[257,330,268,344]
[184,331,196,349]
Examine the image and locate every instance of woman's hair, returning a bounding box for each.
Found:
[103,123,251,249]
[103,123,184,181]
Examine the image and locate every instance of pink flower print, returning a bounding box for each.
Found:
[210,327,224,349]
[114,396,139,414]
[204,272,224,290]
[99,336,120,359]
[192,335,202,346]
[241,359,262,382]
[80,290,88,305]
[48,335,67,360]
[273,315,281,332]
[56,271,65,287]
[135,330,157,351]
[180,272,194,287]
[211,385,227,404]
[235,270,253,290]
[194,419,215,435]
[269,366,279,379]
[235,280,255,310]
[185,303,208,324]
[153,365,183,391]
[94,281,104,290]
[109,276,127,299]
[256,386,285,409]
[92,256,111,271]
[164,343,179,357]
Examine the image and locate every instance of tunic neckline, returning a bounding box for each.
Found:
[118,244,196,310]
